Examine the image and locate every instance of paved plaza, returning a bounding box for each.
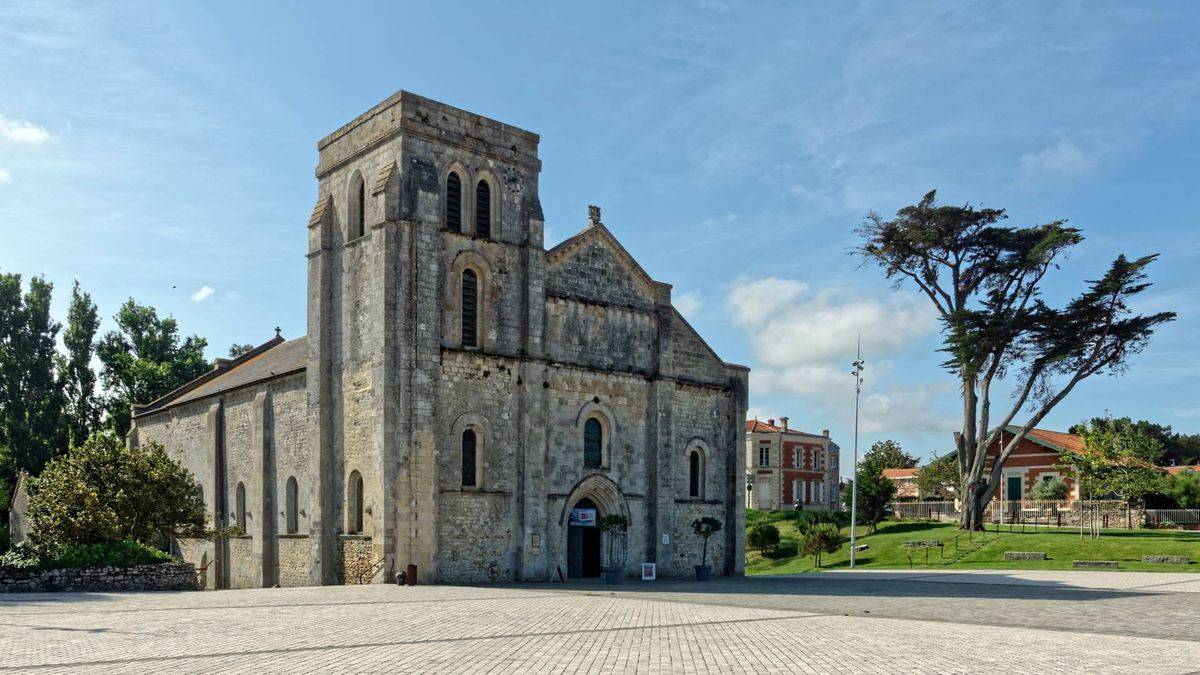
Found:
[1,572,1198,673]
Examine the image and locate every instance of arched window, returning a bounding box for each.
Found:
[461,269,479,348]
[235,482,247,531]
[446,172,462,232]
[584,418,603,469]
[349,173,366,239]
[461,429,478,488]
[689,449,703,498]
[347,470,364,534]
[475,179,491,239]
[285,476,299,534]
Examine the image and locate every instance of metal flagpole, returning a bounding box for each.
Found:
[850,337,864,568]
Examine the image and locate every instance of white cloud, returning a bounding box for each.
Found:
[859,382,956,441]
[673,290,703,318]
[190,286,214,302]
[0,114,51,145]
[725,277,935,368]
[1018,140,1097,186]
[0,167,9,184]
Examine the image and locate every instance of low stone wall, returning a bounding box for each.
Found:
[0,562,199,593]
[1004,551,1047,561]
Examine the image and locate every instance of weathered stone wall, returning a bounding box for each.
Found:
[547,239,654,310]
[337,536,375,584]
[0,563,198,593]
[276,536,311,587]
[544,298,655,373]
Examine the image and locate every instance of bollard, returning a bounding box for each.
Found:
[405,564,417,586]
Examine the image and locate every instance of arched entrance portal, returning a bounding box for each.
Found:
[567,497,602,578]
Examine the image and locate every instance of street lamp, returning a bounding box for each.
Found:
[849,340,864,568]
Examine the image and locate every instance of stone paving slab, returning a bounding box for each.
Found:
[804,568,1200,593]
[1,582,1198,673]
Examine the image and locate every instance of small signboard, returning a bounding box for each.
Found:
[641,563,656,581]
[569,508,597,527]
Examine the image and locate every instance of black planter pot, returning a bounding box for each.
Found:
[694,565,712,581]
[602,566,622,584]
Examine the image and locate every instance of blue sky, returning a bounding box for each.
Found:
[1,1,1198,477]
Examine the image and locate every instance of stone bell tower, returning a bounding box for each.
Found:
[305,91,544,583]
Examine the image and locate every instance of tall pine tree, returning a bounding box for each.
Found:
[0,273,66,479]
[60,281,100,449]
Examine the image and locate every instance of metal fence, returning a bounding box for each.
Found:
[889,500,1199,531]
[1145,509,1200,530]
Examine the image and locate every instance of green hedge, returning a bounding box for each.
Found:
[0,540,175,572]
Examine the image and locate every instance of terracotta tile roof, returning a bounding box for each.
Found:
[744,419,826,437]
[1024,428,1084,452]
[882,468,919,479]
[1002,425,1084,453]
[134,336,307,417]
[745,419,780,433]
[1164,465,1200,475]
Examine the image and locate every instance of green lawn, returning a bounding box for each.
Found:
[746,518,1200,574]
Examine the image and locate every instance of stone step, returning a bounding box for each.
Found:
[1004,551,1047,561]
[1073,560,1119,569]
[1141,555,1191,565]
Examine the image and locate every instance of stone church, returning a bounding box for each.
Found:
[129,91,749,588]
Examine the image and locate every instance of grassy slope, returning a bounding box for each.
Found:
[746,518,1200,574]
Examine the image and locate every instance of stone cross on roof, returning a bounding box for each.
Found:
[588,204,601,227]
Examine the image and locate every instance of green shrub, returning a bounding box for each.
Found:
[1030,477,1069,501]
[795,508,843,531]
[0,541,53,571]
[53,541,174,569]
[0,523,9,555]
[1166,473,1200,509]
[28,432,205,548]
[0,540,174,572]
[799,522,842,568]
[747,523,780,554]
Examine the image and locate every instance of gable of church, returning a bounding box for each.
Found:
[665,310,729,385]
[546,229,659,310]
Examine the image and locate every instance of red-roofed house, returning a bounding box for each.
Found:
[984,425,1083,502]
[745,417,840,511]
[882,468,920,499]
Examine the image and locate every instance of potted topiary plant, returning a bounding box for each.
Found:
[597,514,629,584]
[691,516,722,581]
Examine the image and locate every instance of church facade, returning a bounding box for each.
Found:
[129,91,749,588]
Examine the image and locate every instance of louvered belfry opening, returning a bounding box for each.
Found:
[446,172,462,232]
[461,429,477,487]
[461,269,479,348]
[475,180,491,239]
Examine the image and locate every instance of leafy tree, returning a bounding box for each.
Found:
[97,300,209,436]
[597,513,629,569]
[691,516,722,567]
[862,439,917,471]
[228,343,255,358]
[0,273,65,479]
[1029,476,1068,501]
[1070,416,1200,467]
[747,522,779,554]
[27,432,206,547]
[60,281,101,450]
[1165,473,1200,509]
[842,463,896,533]
[1059,416,1165,507]
[857,191,1175,529]
[915,452,958,499]
[798,522,841,568]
